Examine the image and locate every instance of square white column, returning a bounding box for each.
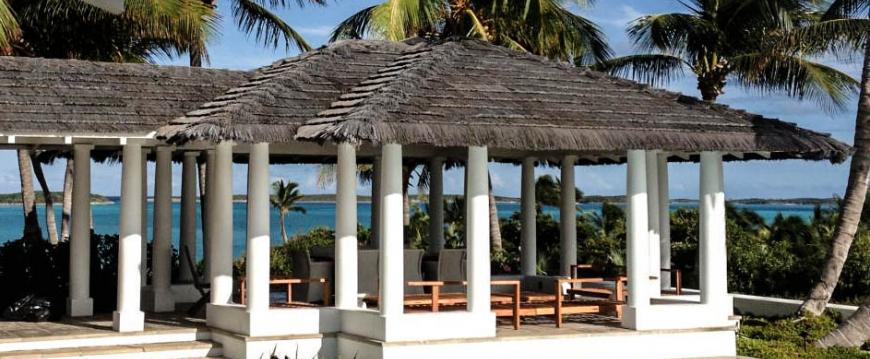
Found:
[68,144,93,317]
[114,142,145,332]
[466,146,490,314]
[379,143,404,316]
[203,150,216,284]
[559,155,577,276]
[371,156,381,249]
[335,143,358,309]
[143,147,174,312]
[623,149,650,329]
[520,157,537,276]
[140,148,149,287]
[246,143,270,312]
[210,142,234,305]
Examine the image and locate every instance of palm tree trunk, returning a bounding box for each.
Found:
[17,149,41,240]
[818,295,870,348]
[280,211,288,243]
[61,157,73,242]
[402,166,411,227]
[488,172,502,250]
[31,155,58,245]
[801,39,870,316]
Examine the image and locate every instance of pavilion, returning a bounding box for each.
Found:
[0,38,851,359]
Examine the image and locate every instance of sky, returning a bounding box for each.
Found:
[2,0,862,200]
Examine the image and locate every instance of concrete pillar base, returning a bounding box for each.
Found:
[67,297,93,317]
[142,286,176,313]
[112,309,145,332]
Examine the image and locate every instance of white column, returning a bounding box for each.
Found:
[559,155,577,276]
[336,143,358,309]
[179,152,198,283]
[700,151,727,305]
[113,142,145,332]
[520,157,537,276]
[203,150,216,283]
[658,154,672,290]
[371,156,381,249]
[145,147,174,312]
[68,144,93,317]
[140,149,149,286]
[210,142,234,305]
[626,150,650,310]
[645,151,661,295]
[379,144,403,316]
[466,146,490,314]
[246,143,270,312]
[428,157,445,254]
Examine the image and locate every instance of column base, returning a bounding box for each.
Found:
[142,286,176,312]
[67,297,93,317]
[112,310,145,332]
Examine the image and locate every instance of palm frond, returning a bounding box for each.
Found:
[627,13,714,56]
[234,0,312,51]
[330,5,378,41]
[786,18,870,58]
[0,0,19,53]
[822,0,869,20]
[593,54,687,87]
[731,52,860,112]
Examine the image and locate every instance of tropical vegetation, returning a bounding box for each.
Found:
[271,180,307,243]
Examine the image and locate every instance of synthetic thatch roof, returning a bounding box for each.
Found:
[157,40,408,143]
[0,56,249,137]
[161,38,850,164]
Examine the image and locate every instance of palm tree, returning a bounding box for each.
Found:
[271,180,307,243]
[785,0,870,348]
[595,0,857,110]
[788,0,870,315]
[31,152,58,244]
[332,0,611,63]
[17,149,40,240]
[61,157,73,242]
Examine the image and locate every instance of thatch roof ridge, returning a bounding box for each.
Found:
[158,40,412,144]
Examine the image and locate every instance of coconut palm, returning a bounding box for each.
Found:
[331,0,611,63]
[595,0,857,110]
[271,180,307,243]
[781,0,870,348]
[31,152,58,244]
[17,149,40,240]
[61,157,73,242]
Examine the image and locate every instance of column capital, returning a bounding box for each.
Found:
[154,146,174,154]
[183,151,200,158]
[562,154,578,164]
[73,143,95,151]
[522,156,537,164]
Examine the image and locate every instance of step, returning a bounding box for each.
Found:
[0,326,209,353]
[0,340,222,359]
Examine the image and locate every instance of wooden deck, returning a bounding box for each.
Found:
[496,313,627,338]
[0,313,205,342]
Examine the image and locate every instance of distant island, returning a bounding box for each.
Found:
[0,192,113,204]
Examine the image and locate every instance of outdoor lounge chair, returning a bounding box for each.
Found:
[436,249,466,293]
[358,249,380,299]
[404,250,425,295]
[291,248,334,303]
[181,245,209,317]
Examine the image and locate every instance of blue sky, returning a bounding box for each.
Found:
[3,0,861,199]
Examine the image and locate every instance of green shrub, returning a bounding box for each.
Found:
[737,314,870,358]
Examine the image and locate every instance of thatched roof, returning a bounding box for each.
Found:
[161,38,850,163]
[156,40,408,143]
[0,56,249,137]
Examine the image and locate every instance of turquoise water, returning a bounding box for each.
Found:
[0,201,827,258]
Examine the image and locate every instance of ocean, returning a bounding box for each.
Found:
[0,201,828,259]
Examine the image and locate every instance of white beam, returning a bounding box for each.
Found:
[466,146,491,314]
[140,149,149,287]
[335,143,358,309]
[113,143,145,332]
[520,157,537,276]
[379,144,404,316]
[246,143,271,312]
[68,144,93,317]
